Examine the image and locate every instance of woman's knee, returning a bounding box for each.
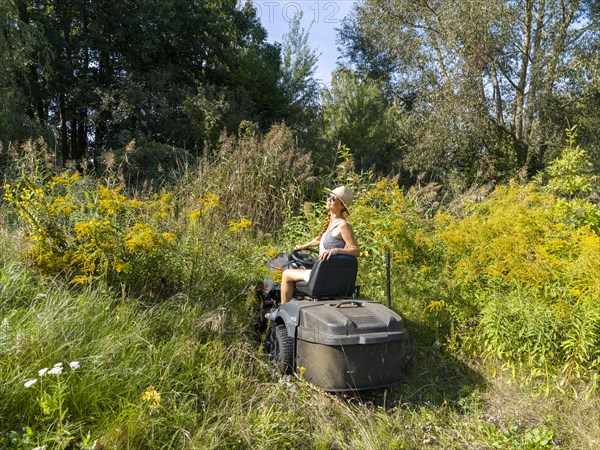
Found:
[282,269,304,283]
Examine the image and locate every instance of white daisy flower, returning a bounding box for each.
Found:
[38,368,48,377]
[24,379,38,388]
[69,361,80,369]
[48,366,63,375]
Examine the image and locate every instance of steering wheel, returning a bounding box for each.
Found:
[290,248,318,268]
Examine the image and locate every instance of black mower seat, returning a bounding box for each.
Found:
[295,255,358,299]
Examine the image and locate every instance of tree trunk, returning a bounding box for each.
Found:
[523,0,547,145]
[59,94,69,164]
[27,66,46,122]
[490,63,504,126]
[76,114,87,163]
[70,118,78,164]
[512,0,533,148]
[530,0,579,173]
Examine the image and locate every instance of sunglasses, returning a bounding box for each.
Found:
[327,193,338,202]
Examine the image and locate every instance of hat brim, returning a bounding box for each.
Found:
[324,188,350,214]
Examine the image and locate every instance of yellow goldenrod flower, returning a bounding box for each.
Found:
[112,260,131,273]
[265,250,279,259]
[141,386,162,414]
[70,275,92,285]
[128,198,145,208]
[228,218,252,233]
[162,232,176,243]
[424,300,446,314]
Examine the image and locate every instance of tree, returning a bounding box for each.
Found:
[279,11,321,149]
[339,0,599,183]
[555,12,600,173]
[2,0,288,166]
[321,68,404,174]
[0,0,48,149]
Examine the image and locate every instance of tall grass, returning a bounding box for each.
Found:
[3,260,595,448]
[178,123,315,236]
[1,128,599,448]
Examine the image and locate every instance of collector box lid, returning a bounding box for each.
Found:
[296,300,406,345]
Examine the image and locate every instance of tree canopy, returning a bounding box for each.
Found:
[0,0,299,165]
[1,0,599,187]
[338,0,600,183]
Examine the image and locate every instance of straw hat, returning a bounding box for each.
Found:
[324,186,354,213]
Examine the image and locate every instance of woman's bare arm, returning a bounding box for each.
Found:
[320,222,360,259]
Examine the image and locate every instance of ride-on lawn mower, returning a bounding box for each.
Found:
[258,249,407,392]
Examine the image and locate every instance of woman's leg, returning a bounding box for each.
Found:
[280,269,308,304]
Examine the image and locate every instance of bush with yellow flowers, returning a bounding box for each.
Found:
[433,133,600,389]
[436,181,599,383]
[4,169,178,296]
[350,178,441,300]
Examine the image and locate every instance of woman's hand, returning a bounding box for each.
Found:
[320,248,341,260]
[294,240,317,251]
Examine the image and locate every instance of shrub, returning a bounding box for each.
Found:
[3,133,295,301]
[540,126,600,231]
[4,167,179,297]
[107,140,191,189]
[435,180,600,387]
[180,123,315,236]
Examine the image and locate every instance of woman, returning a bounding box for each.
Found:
[279,185,360,305]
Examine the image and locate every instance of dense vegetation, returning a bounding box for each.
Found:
[1,129,598,448]
[1,0,599,449]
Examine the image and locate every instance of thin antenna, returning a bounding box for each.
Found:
[386,252,392,309]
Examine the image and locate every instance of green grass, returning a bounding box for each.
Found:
[1,241,598,449]
[1,161,599,449]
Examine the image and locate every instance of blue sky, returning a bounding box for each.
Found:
[251,1,358,85]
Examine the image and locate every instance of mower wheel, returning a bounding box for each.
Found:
[273,324,295,375]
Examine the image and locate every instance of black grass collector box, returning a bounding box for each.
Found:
[294,300,407,391]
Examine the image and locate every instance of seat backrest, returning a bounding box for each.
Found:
[295,255,358,298]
